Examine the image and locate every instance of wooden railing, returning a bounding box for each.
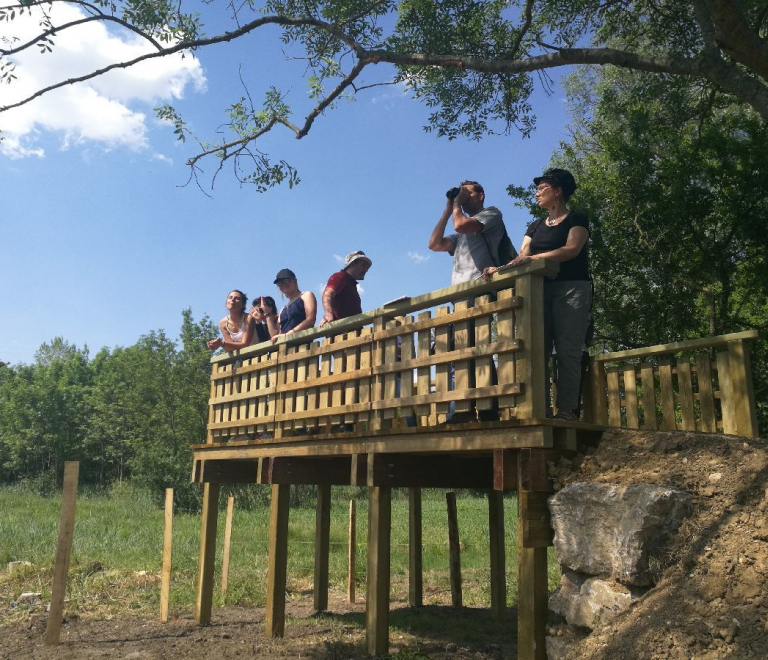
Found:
[584,330,761,438]
[205,260,558,443]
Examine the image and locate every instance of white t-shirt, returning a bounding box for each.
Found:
[447,206,504,285]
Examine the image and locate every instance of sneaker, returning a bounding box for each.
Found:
[554,410,578,421]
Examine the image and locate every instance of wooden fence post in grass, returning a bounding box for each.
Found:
[221,496,235,601]
[347,499,356,604]
[44,461,79,646]
[160,488,174,622]
[408,487,423,608]
[446,491,462,608]
[314,484,331,612]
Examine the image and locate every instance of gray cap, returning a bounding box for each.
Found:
[343,251,372,270]
[273,268,296,283]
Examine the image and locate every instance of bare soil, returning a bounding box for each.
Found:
[3,428,768,659]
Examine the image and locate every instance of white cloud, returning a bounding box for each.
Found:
[333,254,344,263]
[357,284,365,295]
[407,251,430,264]
[0,5,206,159]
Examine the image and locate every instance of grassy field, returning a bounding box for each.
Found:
[0,485,561,624]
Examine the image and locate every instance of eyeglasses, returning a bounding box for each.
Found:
[535,185,553,194]
[275,279,292,286]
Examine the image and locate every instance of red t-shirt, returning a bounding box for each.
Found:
[326,270,362,319]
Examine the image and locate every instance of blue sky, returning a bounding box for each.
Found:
[0,6,573,365]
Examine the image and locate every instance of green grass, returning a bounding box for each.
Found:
[0,485,561,622]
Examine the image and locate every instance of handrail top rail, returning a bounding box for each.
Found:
[593,329,762,363]
[211,259,560,365]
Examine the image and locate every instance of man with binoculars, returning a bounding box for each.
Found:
[427,180,508,284]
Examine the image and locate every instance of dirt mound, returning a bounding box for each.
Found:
[550,428,768,660]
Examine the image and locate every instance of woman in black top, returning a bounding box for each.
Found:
[484,168,592,420]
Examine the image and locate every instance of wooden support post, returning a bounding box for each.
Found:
[517,453,549,660]
[266,484,290,638]
[195,482,220,626]
[446,491,462,608]
[44,461,79,646]
[314,484,332,612]
[408,487,423,607]
[590,360,609,425]
[221,496,235,601]
[160,488,173,622]
[366,486,391,657]
[488,490,506,622]
[347,499,356,604]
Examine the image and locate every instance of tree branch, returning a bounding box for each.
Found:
[706,0,768,82]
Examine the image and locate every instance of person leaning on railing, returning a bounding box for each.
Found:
[483,168,592,421]
[320,250,372,325]
[207,289,257,352]
[270,268,318,344]
[249,295,279,343]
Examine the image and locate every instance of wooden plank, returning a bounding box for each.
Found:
[589,360,609,425]
[357,327,372,425]
[408,487,423,608]
[593,329,760,363]
[195,482,220,626]
[416,310,433,421]
[514,272,547,418]
[44,461,79,645]
[695,353,717,433]
[474,294,494,412]
[348,500,356,604]
[493,449,517,491]
[517,448,548,658]
[265,484,290,638]
[453,300,472,414]
[199,459,260,484]
[399,317,416,423]
[382,319,399,420]
[330,335,347,425]
[518,491,554,548]
[658,360,676,430]
[488,490,506,622]
[623,367,639,429]
[317,337,333,432]
[220,496,235,601]
[344,334,359,424]
[519,449,557,493]
[367,453,493,489]
[446,492,462,608]
[434,306,451,422]
[640,362,658,430]
[496,288,518,413]
[606,367,622,427]
[726,339,759,437]
[676,359,696,431]
[314,484,332,612]
[160,488,173,622]
[366,486,391,657]
[268,457,353,485]
[371,382,521,411]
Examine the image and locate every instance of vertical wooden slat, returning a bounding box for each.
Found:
[640,362,658,430]
[160,488,173,622]
[347,499,356,604]
[514,274,547,419]
[416,311,432,422]
[306,341,320,430]
[357,328,373,426]
[434,306,451,423]
[726,339,759,437]
[330,336,346,425]
[273,344,288,439]
[314,484,332,612]
[590,360,609,425]
[696,353,717,433]
[497,288,519,414]
[676,359,696,431]
[366,486,391,657]
[206,370,217,443]
[317,338,333,432]
[294,344,308,425]
[623,367,639,429]
[382,320,398,420]
[658,360,676,430]
[408,487,423,608]
[44,461,79,646]
[399,317,416,422]
[265,484,290,638]
[488,490,506,622]
[453,300,471,414]
[474,294,494,412]
[220,496,235,601]
[344,335,359,425]
[606,367,622,427]
[195,482,220,626]
[446,492,462,608]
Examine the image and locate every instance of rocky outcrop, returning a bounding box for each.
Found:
[548,482,691,635]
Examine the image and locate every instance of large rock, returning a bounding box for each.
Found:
[549,569,648,629]
[549,482,691,585]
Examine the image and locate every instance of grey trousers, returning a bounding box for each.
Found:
[543,280,592,412]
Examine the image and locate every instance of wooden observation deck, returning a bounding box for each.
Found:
[189,260,760,659]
